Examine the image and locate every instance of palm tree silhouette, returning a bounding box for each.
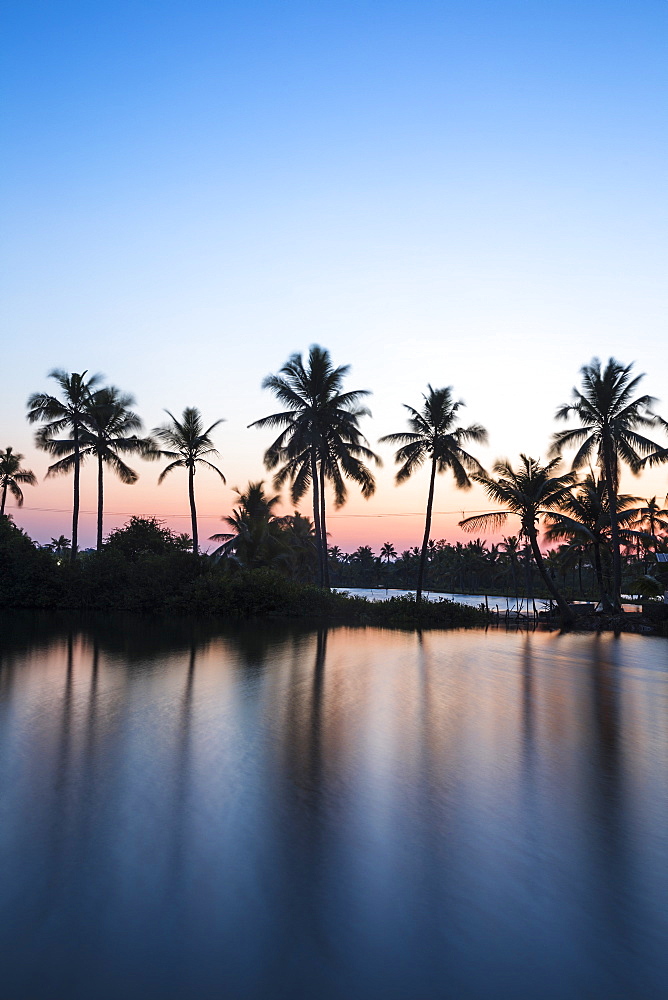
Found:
[0,447,37,516]
[500,535,521,600]
[625,496,668,566]
[49,534,71,558]
[542,474,638,610]
[459,455,577,626]
[380,385,487,602]
[250,345,379,588]
[27,370,103,559]
[550,358,667,610]
[209,481,282,567]
[154,407,225,555]
[80,388,155,550]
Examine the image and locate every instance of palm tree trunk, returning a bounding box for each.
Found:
[417,454,437,602]
[189,464,198,555]
[0,483,6,516]
[71,425,80,561]
[528,529,574,627]
[319,467,330,590]
[96,452,104,552]
[310,447,324,587]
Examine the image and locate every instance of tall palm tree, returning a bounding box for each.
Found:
[42,387,155,551]
[459,455,577,626]
[550,358,667,610]
[153,407,225,555]
[0,447,37,516]
[27,370,103,559]
[380,385,487,602]
[250,346,380,588]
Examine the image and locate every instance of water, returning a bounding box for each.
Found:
[336,586,533,609]
[0,613,666,999]
[337,587,644,612]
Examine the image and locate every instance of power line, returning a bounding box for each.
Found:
[14,504,495,519]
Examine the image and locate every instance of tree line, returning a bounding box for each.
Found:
[2,350,668,624]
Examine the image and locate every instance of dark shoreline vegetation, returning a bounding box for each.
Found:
[0,514,484,627]
[3,515,668,634]
[3,354,668,630]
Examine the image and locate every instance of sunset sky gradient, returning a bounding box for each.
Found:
[2,1,667,551]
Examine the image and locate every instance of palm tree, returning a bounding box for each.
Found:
[27,369,103,559]
[154,407,225,555]
[380,541,397,589]
[459,455,577,626]
[276,512,319,582]
[0,447,37,516]
[42,387,155,551]
[500,535,521,600]
[626,496,668,552]
[542,474,639,610]
[210,481,282,567]
[49,534,71,558]
[380,385,487,602]
[380,541,397,564]
[250,346,380,588]
[550,358,667,610]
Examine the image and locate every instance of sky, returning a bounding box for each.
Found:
[2,0,667,552]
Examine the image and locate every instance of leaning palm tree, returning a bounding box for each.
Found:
[27,370,103,559]
[250,346,380,588]
[153,407,225,555]
[459,455,577,626]
[550,358,667,611]
[43,387,156,550]
[0,447,37,516]
[380,385,487,601]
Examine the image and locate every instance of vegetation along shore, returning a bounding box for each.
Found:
[2,350,668,631]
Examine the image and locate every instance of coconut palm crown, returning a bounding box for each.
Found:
[0,447,37,516]
[153,407,225,555]
[380,385,487,601]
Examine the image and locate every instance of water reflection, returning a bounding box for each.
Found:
[0,614,666,999]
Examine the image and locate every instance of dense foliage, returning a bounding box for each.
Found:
[0,515,485,626]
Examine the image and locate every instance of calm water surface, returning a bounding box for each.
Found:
[0,613,666,999]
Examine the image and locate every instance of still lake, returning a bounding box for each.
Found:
[0,613,666,999]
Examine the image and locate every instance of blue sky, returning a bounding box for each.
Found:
[2,1,667,548]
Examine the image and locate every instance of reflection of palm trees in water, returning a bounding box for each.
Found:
[584,634,637,972]
[166,641,197,884]
[521,633,535,764]
[45,631,76,894]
